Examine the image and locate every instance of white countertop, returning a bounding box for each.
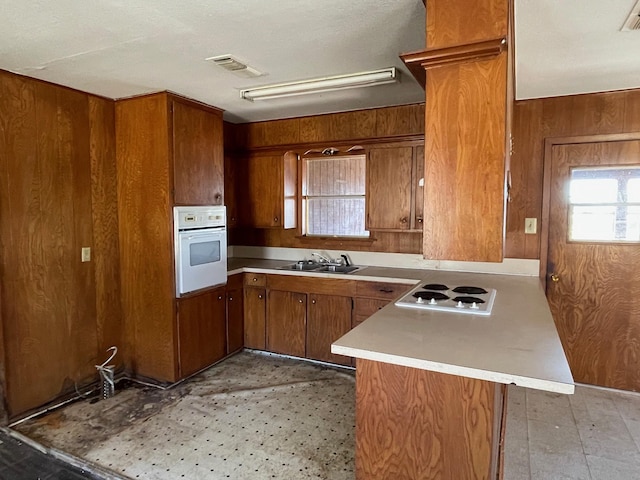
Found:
[228,258,575,394]
[332,270,575,394]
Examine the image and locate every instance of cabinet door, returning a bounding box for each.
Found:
[366,147,413,230]
[224,153,239,227]
[240,154,282,227]
[172,100,224,205]
[307,294,352,366]
[244,287,266,349]
[177,288,226,378]
[267,290,306,357]
[226,288,244,354]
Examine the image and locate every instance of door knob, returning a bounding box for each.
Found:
[550,273,560,282]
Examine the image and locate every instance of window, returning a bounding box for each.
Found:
[568,167,640,242]
[302,154,368,237]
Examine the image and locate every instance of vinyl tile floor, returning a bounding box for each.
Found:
[504,383,640,479]
[7,351,640,480]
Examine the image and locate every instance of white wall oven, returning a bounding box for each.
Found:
[174,206,227,297]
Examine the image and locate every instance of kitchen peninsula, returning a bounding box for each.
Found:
[331,269,574,480]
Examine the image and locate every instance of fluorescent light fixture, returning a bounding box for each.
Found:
[240,67,397,101]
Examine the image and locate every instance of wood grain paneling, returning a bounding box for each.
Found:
[299,110,377,144]
[424,54,507,262]
[243,118,300,148]
[88,97,124,367]
[172,99,224,205]
[306,294,352,366]
[374,104,425,138]
[356,360,501,480]
[507,88,640,259]
[266,290,306,357]
[116,93,177,383]
[0,72,101,416]
[426,0,508,48]
[355,281,411,301]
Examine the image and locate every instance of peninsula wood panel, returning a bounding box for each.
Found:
[506,88,640,259]
[424,54,507,262]
[88,97,124,366]
[116,94,177,383]
[0,73,100,416]
[172,99,224,206]
[426,0,508,48]
[356,360,502,480]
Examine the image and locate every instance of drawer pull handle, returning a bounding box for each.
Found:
[379,288,393,293]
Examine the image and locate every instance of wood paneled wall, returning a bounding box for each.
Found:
[227,104,425,254]
[0,70,122,418]
[507,88,640,259]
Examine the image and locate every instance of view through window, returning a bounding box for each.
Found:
[302,154,368,237]
[569,166,640,242]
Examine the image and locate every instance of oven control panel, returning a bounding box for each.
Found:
[175,206,226,230]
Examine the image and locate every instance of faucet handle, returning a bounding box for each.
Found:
[340,254,351,267]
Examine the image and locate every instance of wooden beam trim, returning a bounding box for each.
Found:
[401,38,507,87]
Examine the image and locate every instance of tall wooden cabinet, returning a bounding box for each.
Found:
[116,92,225,383]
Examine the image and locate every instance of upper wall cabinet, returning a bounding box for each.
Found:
[172,99,224,206]
[230,152,297,229]
[366,144,424,232]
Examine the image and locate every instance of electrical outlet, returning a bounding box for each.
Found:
[525,218,537,235]
[81,247,91,262]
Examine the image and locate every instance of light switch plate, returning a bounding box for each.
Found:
[81,247,91,262]
[525,218,537,234]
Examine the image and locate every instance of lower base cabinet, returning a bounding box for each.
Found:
[244,287,266,349]
[177,287,226,378]
[226,287,244,354]
[267,290,307,357]
[307,294,352,366]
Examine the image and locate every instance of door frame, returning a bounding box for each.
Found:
[540,132,640,288]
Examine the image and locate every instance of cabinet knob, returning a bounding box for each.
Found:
[298,299,303,303]
[229,297,233,301]
[312,299,316,304]
[252,277,258,282]
[258,294,263,299]
[217,295,223,300]
[417,216,423,223]
[273,216,279,223]
[400,217,408,224]
[215,193,222,201]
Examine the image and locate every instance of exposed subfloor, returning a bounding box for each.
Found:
[8,351,640,479]
[13,352,355,480]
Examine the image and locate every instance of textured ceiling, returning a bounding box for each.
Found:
[1,1,639,123]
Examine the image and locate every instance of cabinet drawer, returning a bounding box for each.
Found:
[244,273,266,287]
[354,298,390,318]
[355,281,411,301]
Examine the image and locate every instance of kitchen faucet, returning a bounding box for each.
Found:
[311,252,333,264]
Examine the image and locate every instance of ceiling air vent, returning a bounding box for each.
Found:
[621,0,640,30]
[206,54,263,78]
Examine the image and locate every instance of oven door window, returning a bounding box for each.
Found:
[189,240,221,266]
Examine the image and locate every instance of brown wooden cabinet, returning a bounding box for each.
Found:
[366,145,424,231]
[172,98,224,205]
[234,151,297,228]
[116,92,224,383]
[244,287,266,350]
[177,288,227,378]
[306,294,352,366]
[226,274,244,355]
[353,280,413,327]
[267,290,307,357]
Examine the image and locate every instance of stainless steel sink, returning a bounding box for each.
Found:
[276,261,363,274]
[316,265,362,274]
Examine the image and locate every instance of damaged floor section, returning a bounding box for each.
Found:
[14,352,356,480]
